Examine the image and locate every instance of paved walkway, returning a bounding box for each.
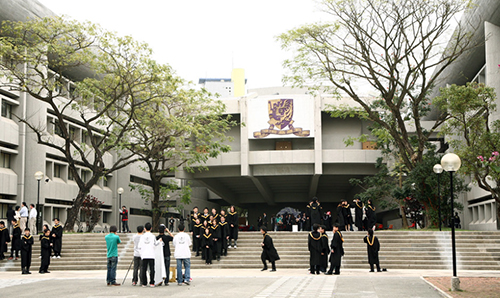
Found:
[0,269,498,297]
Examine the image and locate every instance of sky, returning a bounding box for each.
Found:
[37,0,330,89]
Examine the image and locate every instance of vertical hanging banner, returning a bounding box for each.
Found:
[248,95,314,139]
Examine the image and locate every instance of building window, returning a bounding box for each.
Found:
[0,152,11,168]
[69,126,79,142]
[1,101,12,119]
[103,175,110,187]
[54,120,64,137]
[102,212,108,223]
[68,169,74,181]
[54,164,62,178]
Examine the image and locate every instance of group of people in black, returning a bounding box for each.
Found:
[308,222,383,275]
[0,218,63,275]
[338,198,377,231]
[189,206,239,265]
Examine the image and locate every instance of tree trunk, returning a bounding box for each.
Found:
[64,188,91,232]
[400,205,409,229]
[151,183,161,233]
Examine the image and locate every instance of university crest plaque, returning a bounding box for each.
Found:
[253,99,310,138]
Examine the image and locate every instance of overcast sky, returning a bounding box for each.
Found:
[37,0,330,89]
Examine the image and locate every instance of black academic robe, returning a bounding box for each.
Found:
[227,211,239,240]
[219,221,229,254]
[211,213,220,223]
[11,224,21,250]
[366,205,377,230]
[193,223,202,253]
[320,233,329,269]
[21,234,34,270]
[0,227,10,258]
[51,224,63,255]
[201,233,213,264]
[343,205,353,225]
[308,231,322,267]
[329,231,344,267]
[336,205,345,227]
[40,236,51,272]
[210,224,221,258]
[309,202,322,226]
[261,233,280,262]
[364,235,380,265]
[200,213,210,223]
[354,202,364,229]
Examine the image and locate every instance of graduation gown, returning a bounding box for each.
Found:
[51,224,63,255]
[366,205,377,230]
[336,205,345,227]
[343,205,353,225]
[308,231,322,267]
[219,221,229,254]
[210,223,221,257]
[261,233,280,262]
[329,231,344,267]
[21,234,34,270]
[227,211,239,240]
[364,235,380,265]
[0,227,10,257]
[309,202,322,226]
[354,202,364,229]
[40,236,51,272]
[320,233,329,269]
[201,232,213,263]
[193,223,202,253]
[11,224,21,250]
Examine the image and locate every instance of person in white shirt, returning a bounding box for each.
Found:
[173,224,192,286]
[19,202,29,232]
[132,225,144,286]
[29,204,37,234]
[138,222,161,287]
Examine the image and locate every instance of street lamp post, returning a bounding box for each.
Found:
[433,164,443,231]
[117,187,124,233]
[441,153,461,291]
[34,171,44,234]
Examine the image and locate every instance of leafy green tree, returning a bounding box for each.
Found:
[278,0,479,171]
[0,17,165,231]
[127,72,235,231]
[434,82,500,220]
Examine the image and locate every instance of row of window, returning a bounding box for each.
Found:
[0,152,11,169]
[1,100,12,119]
[47,161,110,187]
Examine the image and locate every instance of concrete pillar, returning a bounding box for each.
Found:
[485,21,500,122]
[314,94,323,175]
[240,96,250,176]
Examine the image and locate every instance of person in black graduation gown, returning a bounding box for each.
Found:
[21,228,34,274]
[211,208,220,223]
[219,216,229,256]
[210,219,221,261]
[260,226,279,272]
[326,224,344,275]
[343,201,353,231]
[364,229,381,272]
[192,219,202,257]
[354,199,364,231]
[227,206,239,248]
[200,208,210,224]
[309,198,322,229]
[336,203,345,231]
[0,221,10,260]
[51,218,63,258]
[39,229,52,273]
[9,219,21,260]
[156,225,174,284]
[201,228,213,265]
[319,225,329,273]
[366,200,377,231]
[308,224,322,274]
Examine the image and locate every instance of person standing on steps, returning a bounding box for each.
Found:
[21,227,34,274]
[0,221,10,260]
[326,224,344,275]
[9,219,21,260]
[309,198,322,230]
[227,206,239,249]
[19,202,28,232]
[366,200,377,231]
[39,229,52,274]
[260,226,279,272]
[51,218,63,258]
[120,206,130,233]
[364,229,382,272]
[28,204,37,235]
[354,199,364,231]
[105,225,121,286]
[308,223,322,274]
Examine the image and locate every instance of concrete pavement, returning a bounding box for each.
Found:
[0,269,498,297]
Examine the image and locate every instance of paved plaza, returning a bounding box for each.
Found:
[1,268,499,297]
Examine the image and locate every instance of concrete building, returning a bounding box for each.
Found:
[431,0,500,231]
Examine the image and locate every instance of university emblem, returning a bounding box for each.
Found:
[253,99,310,138]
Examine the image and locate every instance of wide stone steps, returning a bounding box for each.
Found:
[1,231,500,272]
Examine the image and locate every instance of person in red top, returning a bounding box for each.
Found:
[120,206,130,233]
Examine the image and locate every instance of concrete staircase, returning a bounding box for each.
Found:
[0,231,499,272]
